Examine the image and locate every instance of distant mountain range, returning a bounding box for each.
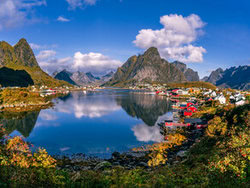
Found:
[105,47,200,86]
[202,65,250,90]
[53,70,114,86]
[1,38,249,90]
[0,38,70,87]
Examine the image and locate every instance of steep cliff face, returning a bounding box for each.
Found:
[0,38,70,87]
[54,70,76,85]
[171,61,199,81]
[13,38,39,67]
[204,68,224,85]
[203,66,250,90]
[106,47,186,86]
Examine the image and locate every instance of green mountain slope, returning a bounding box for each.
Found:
[105,47,186,86]
[0,38,71,87]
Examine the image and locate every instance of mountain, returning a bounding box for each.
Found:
[86,72,100,81]
[101,71,114,82]
[53,70,98,86]
[0,38,70,87]
[71,71,94,85]
[54,70,114,86]
[54,69,76,85]
[105,47,186,86]
[203,68,224,85]
[0,67,34,87]
[203,66,250,90]
[171,61,199,81]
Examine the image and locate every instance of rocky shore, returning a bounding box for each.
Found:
[56,128,204,172]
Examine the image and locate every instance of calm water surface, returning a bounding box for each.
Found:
[2,89,173,158]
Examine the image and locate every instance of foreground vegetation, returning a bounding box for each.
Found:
[0,103,249,187]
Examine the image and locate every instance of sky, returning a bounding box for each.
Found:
[0,0,250,78]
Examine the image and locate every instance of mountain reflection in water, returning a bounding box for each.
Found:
[1,90,173,157]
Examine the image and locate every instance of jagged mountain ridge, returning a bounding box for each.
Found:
[53,70,114,86]
[0,38,70,87]
[203,66,250,90]
[171,61,199,81]
[105,47,187,86]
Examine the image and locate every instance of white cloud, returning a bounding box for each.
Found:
[66,0,97,9]
[37,50,57,61]
[0,0,46,30]
[30,43,57,50]
[57,16,70,22]
[72,52,122,74]
[35,49,121,75]
[133,14,206,63]
[39,56,73,73]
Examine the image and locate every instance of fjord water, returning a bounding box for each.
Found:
[3,90,173,158]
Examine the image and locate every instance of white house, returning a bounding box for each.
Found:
[235,99,245,106]
[211,91,217,97]
[215,95,226,104]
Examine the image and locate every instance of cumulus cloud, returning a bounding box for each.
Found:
[72,52,122,74]
[35,49,121,75]
[57,16,70,22]
[36,50,72,73]
[37,50,57,61]
[133,14,206,63]
[66,0,97,9]
[0,0,46,30]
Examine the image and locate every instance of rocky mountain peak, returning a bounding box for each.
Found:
[171,61,199,81]
[172,61,187,72]
[143,47,160,57]
[14,38,39,67]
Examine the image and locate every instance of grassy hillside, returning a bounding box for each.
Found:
[0,39,71,87]
[166,81,217,90]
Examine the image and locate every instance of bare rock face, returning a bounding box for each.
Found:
[106,47,186,86]
[171,61,200,82]
[54,70,76,85]
[203,66,250,90]
[53,70,114,86]
[71,71,92,85]
[0,38,69,87]
[14,38,39,67]
[203,68,224,85]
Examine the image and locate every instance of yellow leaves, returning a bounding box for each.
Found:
[0,134,57,169]
[206,116,227,137]
[148,152,167,167]
[133,133,186,167]
[33,148,57,168]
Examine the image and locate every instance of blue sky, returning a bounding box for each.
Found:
[0,0,250,77]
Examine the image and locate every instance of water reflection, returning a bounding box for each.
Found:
[116,92,172,126]
[132,124,163,142]
[2,90,173,157]
[0,111,40,137]
[54,91,121,118]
